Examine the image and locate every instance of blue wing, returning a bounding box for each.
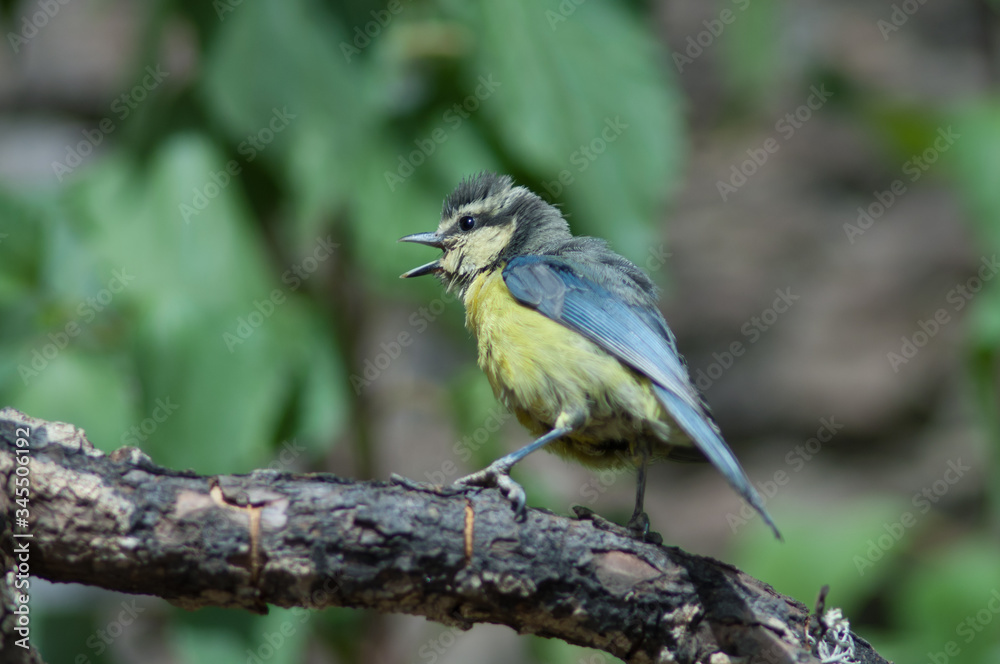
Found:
[503,254,780,539]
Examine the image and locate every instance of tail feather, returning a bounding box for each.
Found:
[653,385,782,540]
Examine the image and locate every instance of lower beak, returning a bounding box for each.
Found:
[399,232,445,278]
[400,260,441,279]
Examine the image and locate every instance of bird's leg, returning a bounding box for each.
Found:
[627,453,651,539]
[455,413,579,520]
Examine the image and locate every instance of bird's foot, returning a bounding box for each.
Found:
[571,506,661,544]
[627,511,649,537]
[390,473,465,497]
[572,505,625,533]
[454,463,527,520]
[626,511,662,545]
[390,473,431,490]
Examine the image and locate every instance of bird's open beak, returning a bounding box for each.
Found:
[399,232,444,248]
[399,232,445,278]
[400,260,441,279]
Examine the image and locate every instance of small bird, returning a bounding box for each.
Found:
[400,172,780,539]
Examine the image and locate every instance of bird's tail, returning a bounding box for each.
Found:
[653,385,782,540]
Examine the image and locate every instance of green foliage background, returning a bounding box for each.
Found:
[0,0,998,662]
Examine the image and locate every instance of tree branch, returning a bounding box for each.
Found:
[0,408,887,664]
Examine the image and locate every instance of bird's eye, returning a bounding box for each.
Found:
[458,215,476,231]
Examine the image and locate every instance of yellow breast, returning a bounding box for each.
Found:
[463,268,670,467]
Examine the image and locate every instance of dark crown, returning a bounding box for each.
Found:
[443,172,514,217]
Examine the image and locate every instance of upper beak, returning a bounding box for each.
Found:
[399,232,445,278]
[399,232,444,248]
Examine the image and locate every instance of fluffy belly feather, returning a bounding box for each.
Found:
[463,269,682,468]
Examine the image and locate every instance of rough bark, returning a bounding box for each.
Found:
[0,408,888,663]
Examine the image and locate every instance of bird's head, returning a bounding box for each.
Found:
[400,172,571,295]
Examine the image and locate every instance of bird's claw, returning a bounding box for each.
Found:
[574,507,662,544]
[572,505,624,533]
[390,473,466,497]
[390,473,429,490]
[454,464,528,521]
[627,511,650,537]
[626,511,662,544]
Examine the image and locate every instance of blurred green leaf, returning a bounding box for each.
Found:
[867,105,949,163]
[529,637,619,664]
[173,607,312,664]
[284,306,349,457]
[719,0,782,109]
[450,365,508,472]
[35,135,349,472]
[948,102,1000,255]
[354,134,448,286]
[0,190,53,393]
[947,100,1000,517]
[0,187,46,294]
[202,0,368,244]
[732,499,914,614]
[36,607,111,664]
[881,539,1000,664]
[13,350,133,451]
[474,0,684,260]
[174,625,248,664]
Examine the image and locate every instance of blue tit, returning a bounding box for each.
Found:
[400,172,780,539]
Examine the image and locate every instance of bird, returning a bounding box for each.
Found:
[399,172,780,540]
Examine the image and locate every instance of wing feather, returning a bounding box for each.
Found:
[503,255,780,538]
